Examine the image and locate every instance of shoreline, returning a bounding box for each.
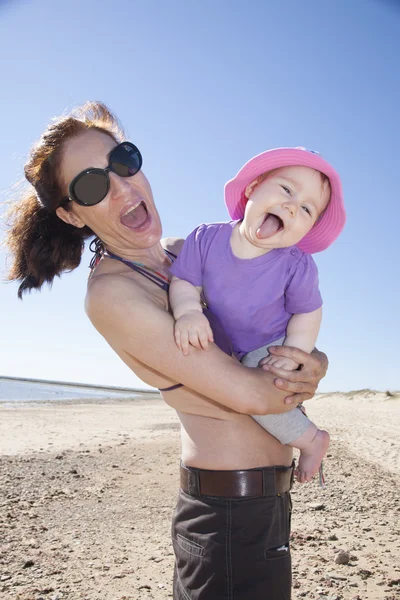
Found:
[0,375,156,394]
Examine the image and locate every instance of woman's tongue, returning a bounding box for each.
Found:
[256,214,282,239]
[120,202,148,229]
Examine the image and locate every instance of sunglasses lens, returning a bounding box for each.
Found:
[73,171,108,205]
[111,142,142,177]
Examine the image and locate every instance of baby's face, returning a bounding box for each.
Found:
[241,166,331,250]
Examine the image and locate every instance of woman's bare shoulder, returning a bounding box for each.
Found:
[85,270,163,324]
[161,236,185,255]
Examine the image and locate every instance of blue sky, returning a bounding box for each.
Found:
[0,0,399,392]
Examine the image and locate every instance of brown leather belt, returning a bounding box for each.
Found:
[180,462,294,498]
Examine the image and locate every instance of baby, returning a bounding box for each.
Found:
[169,147,345,483]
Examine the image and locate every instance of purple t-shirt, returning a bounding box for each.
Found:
[170,221,322,358]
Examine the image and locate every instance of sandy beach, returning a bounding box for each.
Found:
[0,391,399,600]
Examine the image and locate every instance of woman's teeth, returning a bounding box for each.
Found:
[120,200,149,229]
[122,201,143,217]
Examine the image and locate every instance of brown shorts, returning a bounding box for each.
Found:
[172,463,294,599]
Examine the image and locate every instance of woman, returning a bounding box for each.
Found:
[6,102,328,599]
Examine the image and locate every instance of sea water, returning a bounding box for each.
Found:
[0,377,145,404]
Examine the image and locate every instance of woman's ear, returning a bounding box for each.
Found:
[56,206,86,229]
[244,177,261,199]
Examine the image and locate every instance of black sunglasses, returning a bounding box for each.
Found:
[63,141,142,207]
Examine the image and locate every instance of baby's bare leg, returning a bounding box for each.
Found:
[290,424,330,483]
[243,339,329,483]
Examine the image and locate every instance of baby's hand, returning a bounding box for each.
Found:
[261,354,300,371]
[174,310,214,355]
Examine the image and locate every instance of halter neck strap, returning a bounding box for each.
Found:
[89,237,176,291]
[105,249,175,291]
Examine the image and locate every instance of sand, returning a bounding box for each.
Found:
[0,391,399,600]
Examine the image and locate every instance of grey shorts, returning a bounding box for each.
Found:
[242,337,312,445]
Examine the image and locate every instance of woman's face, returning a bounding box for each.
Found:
[58,129,163,252]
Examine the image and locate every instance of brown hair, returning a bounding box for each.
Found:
[4,101,125,298]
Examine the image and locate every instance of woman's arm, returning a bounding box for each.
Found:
[86,275,285,415]
[86,274,324,415]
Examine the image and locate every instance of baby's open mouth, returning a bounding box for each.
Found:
[256,213,284,239]
[120,200,148,229]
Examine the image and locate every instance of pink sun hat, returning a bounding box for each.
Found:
[224,147,345,254]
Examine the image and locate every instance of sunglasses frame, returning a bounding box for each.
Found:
[63,141,142,207]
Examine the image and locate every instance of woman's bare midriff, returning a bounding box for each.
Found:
[117,352,293,471]
[177,410,293,470]
[159,381,293,470]
[159,383,292,470]
[116,344,292,470]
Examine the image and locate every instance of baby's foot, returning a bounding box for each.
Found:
[295,429,330,484]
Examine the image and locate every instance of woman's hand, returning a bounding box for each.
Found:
[260,346,328,405]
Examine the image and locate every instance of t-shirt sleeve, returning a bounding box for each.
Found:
[169,224,208,287]
[285,253,323,314]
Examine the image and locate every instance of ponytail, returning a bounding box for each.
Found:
[5,191,92,298]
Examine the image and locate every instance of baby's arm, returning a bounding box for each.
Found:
[265,307,322,370]
[169,276,214,355]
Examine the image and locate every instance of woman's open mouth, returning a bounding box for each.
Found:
[120,200,149,230]
[256,213,284,240]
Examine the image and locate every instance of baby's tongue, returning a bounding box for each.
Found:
[120,203,147,228]
[256,214,281,239]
